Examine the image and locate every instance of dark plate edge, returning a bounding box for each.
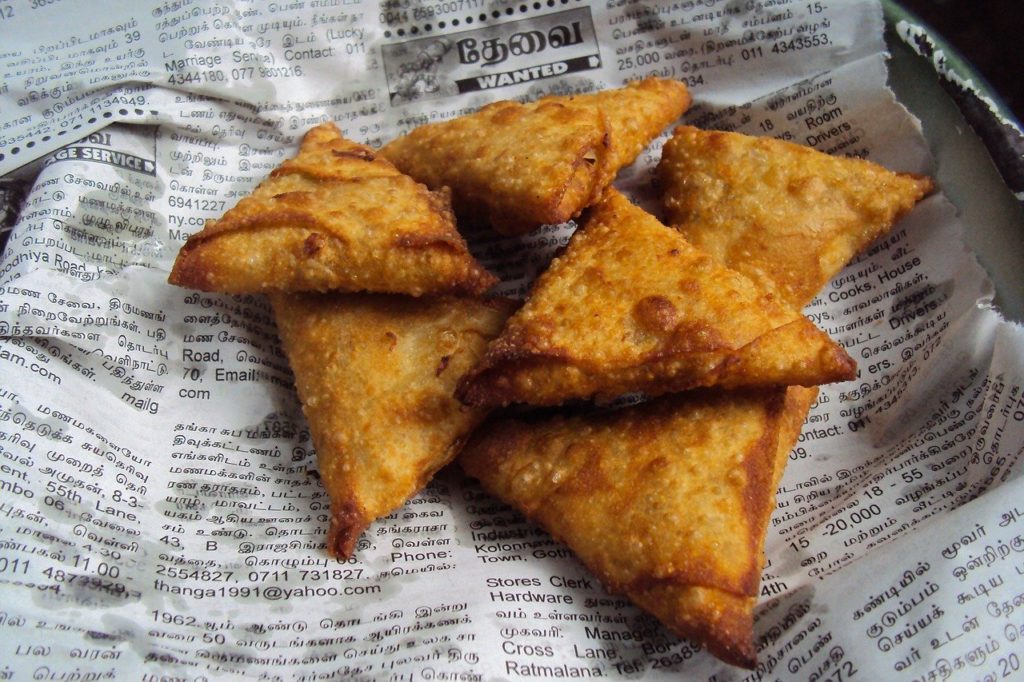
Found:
[882,0,1024,201]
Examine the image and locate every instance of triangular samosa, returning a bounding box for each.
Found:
[379,78,690,235]
[270,291,513,558]
[169,122,496,296]
[658,125,933,308]
[459,386,818,668]
[457,189,854,407]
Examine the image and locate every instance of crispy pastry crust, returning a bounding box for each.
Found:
[457,189,855,407]
[168,122,496,296]
[271,292,514,557]
[658,125,933,308]
[459,386,818,668]
[380,78,690,235]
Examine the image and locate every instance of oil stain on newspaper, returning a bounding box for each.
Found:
[382,7,601,104]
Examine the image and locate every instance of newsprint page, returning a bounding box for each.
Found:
[1,0,1023,680]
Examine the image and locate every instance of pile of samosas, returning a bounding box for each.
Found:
[169,78,931,667]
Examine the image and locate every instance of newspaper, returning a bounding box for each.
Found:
[1,0,1022,679]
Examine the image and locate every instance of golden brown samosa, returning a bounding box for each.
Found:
[658,125,933,308]
[457,189,854,407]
[169,122,496,296]
[379,78,690,235]
[459,386,818,668]
[271,292,513,558]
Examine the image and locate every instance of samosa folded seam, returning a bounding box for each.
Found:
[168,122,496,297]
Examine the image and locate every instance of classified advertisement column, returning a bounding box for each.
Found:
[0,123,169,676]
[750,477,1024,682]
[763,187,1020,593]
[142,467,490,679]
[0,0,159,177]
[596,0,881,102]
[0,0,386,176]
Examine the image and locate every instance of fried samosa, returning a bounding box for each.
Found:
[270,292,513,558]
[658,125,933,308]
[459,386,818,667]
[169,122,496,296]
[457,189,855,407]
[379,78,690,235]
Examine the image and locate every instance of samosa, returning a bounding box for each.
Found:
[271,291,513,557]
[169,122,496,296]
[380,78,690,235]
[457,189,854,407]
[459,386,818,667]
[658,125,933,308]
